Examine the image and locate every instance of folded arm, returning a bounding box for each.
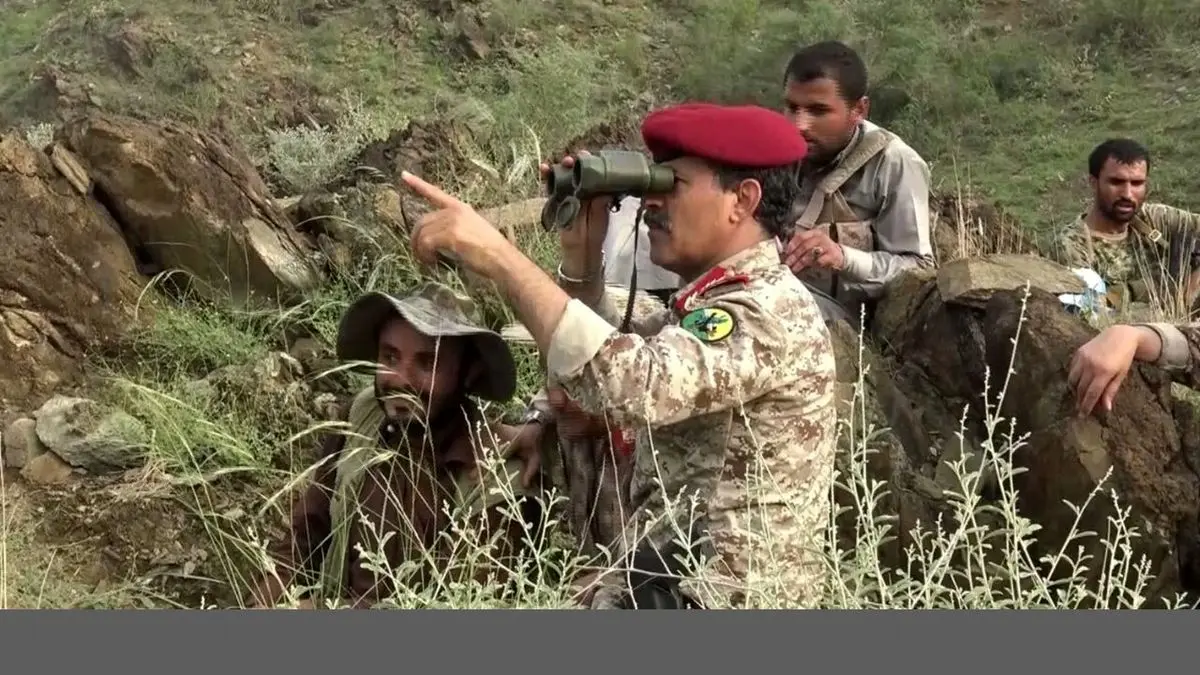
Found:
[839,149,935,290]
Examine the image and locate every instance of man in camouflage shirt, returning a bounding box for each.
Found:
[1053,138,1200,319]
[398,102,839,610]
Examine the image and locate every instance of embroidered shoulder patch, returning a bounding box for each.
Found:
[680,307,736,342]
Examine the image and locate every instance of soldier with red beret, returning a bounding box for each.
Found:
[401,102,838,610]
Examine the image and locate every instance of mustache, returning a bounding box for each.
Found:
[377,387,428,414]
[643,208,669,230]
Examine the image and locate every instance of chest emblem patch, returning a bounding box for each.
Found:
[680,307,736,342]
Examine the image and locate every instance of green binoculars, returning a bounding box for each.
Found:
[540,150,675,231]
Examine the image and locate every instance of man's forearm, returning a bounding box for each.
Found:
[559,244,605,307]
[840,245,934,287]
[485,244,574,352]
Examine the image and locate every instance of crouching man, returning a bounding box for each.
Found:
[249,282,544,609]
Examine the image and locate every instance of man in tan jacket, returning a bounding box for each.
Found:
[779,40,936,325]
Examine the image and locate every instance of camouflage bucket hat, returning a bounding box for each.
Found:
[336,281,517,402]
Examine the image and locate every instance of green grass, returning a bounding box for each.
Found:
[7,0,1200,229]
[3,0,1200,609]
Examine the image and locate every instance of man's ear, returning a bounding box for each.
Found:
[732,178,764,223]
[854,95,870,123]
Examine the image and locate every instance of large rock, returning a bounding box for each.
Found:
[827,320,945,574]
[2,417,45,469]
[983,288,1200,606]
[60,112,322,306]
[33,395,151,473]
[861,263,1200,607]
[936,254,1085,308]
[0,133,145,417]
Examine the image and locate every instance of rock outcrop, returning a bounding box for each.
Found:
[840,255,1200,607]
[60,112,322,306]
[0,133,145,418]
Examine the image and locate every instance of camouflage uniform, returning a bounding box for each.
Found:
[545,237,839,609]
[1052,203,1200,319]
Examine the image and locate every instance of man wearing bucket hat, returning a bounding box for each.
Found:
[249,281,545,609]
[399,102,838,610]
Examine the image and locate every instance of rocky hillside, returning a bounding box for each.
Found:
[6,0,1200,228]
[3,0,1200,609]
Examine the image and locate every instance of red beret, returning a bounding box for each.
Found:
[640,102,808,167]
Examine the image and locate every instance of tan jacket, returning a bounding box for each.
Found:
[790,120,935,324]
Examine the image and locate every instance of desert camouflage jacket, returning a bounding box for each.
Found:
[544,237,839,608]
[1052,203,1200,314]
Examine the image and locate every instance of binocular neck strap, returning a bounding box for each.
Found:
[620,201,646,334]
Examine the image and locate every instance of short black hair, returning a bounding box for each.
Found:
[783,40,868,104]
[1088,138,1150,177]
[711,162,803,239]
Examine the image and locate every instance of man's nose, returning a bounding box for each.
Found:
[789,111,812,134]
[379,363,413,389]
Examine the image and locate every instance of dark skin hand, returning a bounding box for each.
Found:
[495,386,611,488]
[495,421,544,488]
[783,228,844,274]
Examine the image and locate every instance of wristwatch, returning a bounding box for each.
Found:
[520,407,550,426]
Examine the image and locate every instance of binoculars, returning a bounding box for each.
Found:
[540,150,676,231]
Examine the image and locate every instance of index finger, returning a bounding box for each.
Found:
[785,229,812,254]
[400,170,460,209]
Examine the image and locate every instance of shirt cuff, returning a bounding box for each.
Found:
[547,299,619,380]
[839,245,873,281]
[527,387,552,415]
[1138,323,1191,369]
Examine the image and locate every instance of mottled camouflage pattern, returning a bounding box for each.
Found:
[558,238,839,608]
[529,287,667,560]
[1052,203,1200,315]
[1178,325,1200,388]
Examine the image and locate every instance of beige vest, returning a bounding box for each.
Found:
[792,128,895,303]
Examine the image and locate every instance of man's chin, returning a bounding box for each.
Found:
[647,233,674,267]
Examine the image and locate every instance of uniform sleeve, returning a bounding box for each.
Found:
[1139,322,1200,388]
[545,291,791,430]
[1047,219,1090,267]
[592,284,673,336]
[839,146,935,287]
[1143,203,1200,236]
